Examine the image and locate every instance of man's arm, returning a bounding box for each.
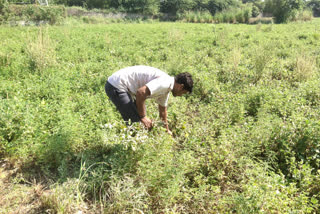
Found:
[136,86,153,129]
[159,105,172,135]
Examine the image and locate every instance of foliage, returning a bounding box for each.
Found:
[177,10,214,23]
[0,4,66,24]
[49,0,241,17]
[104,0,160,15]
[160,0,195,15]
[292,9,313,21]
[0,0,6,12]
[207,0,240,15]
[307,0,320,17]
[213,6,252,23]
[264,0,305,23]
[1,20,320,213]
[251,4,260,17]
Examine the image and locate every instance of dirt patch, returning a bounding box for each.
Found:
[0,160,48,214]
[0,159,95,213]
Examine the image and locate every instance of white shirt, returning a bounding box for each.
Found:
[108,65,175,107]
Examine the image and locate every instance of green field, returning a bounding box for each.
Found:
[1,19,320,213]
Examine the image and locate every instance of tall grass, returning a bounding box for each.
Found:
[213,7,252,24]
[292,10,313,22]
[177,10,213,23]
[26,27,56,72]
[293,54,316,82]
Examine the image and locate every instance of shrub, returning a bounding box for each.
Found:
[307,0,320,17]
[294,10,313,22]
[252,5,260,17]
[243,6,252,23]
[213,7,252,24]
[177,10,213,23]
[0,5,66,24]
[266,0,305,23]
[0,0,6,12]
[235,11,245,23]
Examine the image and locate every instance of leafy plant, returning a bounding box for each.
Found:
[1,18,320,213]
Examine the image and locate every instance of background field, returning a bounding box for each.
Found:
[1,19,320,213]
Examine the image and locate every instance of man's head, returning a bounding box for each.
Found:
[172,72,193,97]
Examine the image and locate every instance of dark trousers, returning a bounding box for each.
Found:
[105,81,140,124]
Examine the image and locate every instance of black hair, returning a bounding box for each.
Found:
[175,72,193,93]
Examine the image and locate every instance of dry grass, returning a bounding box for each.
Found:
[40,179,92,214]
[0,160,44,214]
[26,27,57,72]
[0,159,93,214]
[231,48,242,72]
[249,17,273,25]
[294,54,316,81]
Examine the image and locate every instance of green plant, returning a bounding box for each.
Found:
[1,19,320,213]
[265,0,305,23]
[26,27,57,72]
[0,5,66,24]
[251,4,260,17]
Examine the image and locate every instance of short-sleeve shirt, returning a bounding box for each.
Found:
[108,65,174,107]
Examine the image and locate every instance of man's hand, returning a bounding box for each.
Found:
[159,105,172,135]
[141,117,153,130]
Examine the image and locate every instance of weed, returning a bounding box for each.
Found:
[293,54,316,82]
[26,27,56,72]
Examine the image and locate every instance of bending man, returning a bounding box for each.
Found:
[105,65,193,134]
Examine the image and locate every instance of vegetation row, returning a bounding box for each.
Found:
[1,0,320,23]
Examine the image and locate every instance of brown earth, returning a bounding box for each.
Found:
[0,160,47,214]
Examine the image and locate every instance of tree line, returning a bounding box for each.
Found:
[4,0,320,23]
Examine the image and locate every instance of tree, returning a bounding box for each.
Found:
[252,4,260,17]
[105,0,159,15]
[307,0,320,17]
[264,0,305,23]
[241,0,261,3]
[160,0,195,15]
[207,0,239,15]
[243,0,264,11]
[193,0,210,11]
[85,0,105,9]
[0,0,5,12]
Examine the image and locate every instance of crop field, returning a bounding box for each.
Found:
[1,19,320,213]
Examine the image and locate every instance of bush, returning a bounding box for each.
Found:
[293,10,313,22]
[208,0,240,16]
[213,7,252,24]
[160,0,195,15]
[236,10,245,23]
[252,5,260,17]
[265,0,305,23]
[243,6,252,23]
[0,5,66,24]
[0,0,5,12]
[307,0,320,17]
[105,0,160,15]
[177,10,213,23]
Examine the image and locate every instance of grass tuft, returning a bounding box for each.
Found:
[26,27,56,72]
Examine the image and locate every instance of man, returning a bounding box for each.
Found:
[105,65,193,134]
